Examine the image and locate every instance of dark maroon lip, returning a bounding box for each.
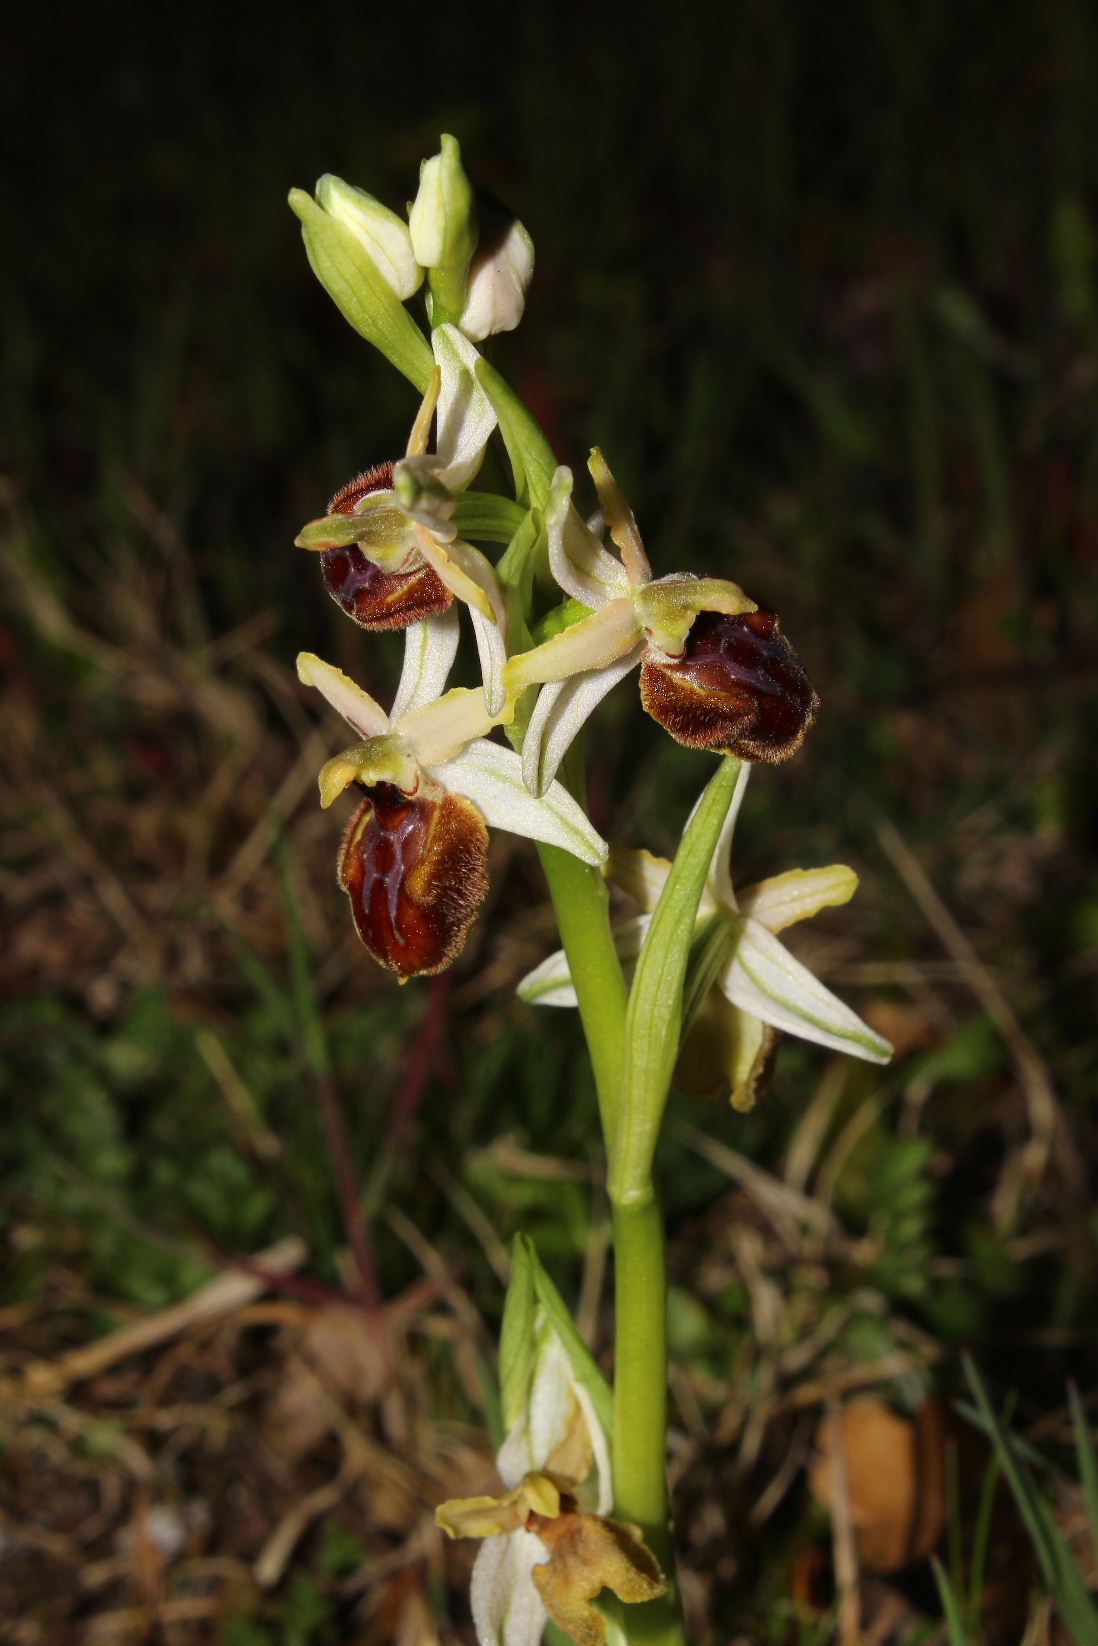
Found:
[338,784,489,978]
[640,608,818,761]
[319,545,452,630]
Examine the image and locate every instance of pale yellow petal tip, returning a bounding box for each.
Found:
[740,863,860,933]
[296,651,323,685]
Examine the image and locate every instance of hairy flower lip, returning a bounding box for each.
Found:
[298,628,608,978]
[639,608,819,762]
[338,782,489,979]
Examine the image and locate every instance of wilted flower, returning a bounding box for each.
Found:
[297,619,606,979]
[519,764,892,1106]
[436,1243,665,1646]
[503,454,818,795]
[295,324,510,710]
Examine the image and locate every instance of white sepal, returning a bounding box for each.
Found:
[521,646,641,796]
[518,916,650,1007]
[517,946,579,1008]
[296,652,390,740]
[705,760,751,908]
[431,741,607,867]
[390,609,461,722]
[722,920,893,1063]
[546,468,632,608]
[469,1529,549,1646]
[433,324,497,492]
[432,537,509,714]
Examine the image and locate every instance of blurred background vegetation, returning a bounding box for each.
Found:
[1,2,1094,1641]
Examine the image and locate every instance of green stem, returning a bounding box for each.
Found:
[535,842,627,1148]
[610,1192,683,1646]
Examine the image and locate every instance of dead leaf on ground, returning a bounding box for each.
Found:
[810,1397,947,1573]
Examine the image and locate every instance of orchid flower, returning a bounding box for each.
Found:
[518,764,892,1106]
[297,615,606,979]
[436,1249,665,1646]
[295,323,509,711]
[503,454,818,795]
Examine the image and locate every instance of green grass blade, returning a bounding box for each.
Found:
[1068,1381,1098,1580]
[931,1555,972,1646]
[963,1356,1097,1646]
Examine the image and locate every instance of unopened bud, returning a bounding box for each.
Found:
[314,174,422,300]
[458,201,534,340]
[409,134,478,271]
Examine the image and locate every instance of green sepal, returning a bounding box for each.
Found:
[608,758,743,1201]
[501,1234,613,1440]
[288,188,434,391]
[475,356,557,509]
[451,492,528,544]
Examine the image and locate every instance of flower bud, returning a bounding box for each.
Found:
[320,461,452,630]
[314,174,422,300]
[409,134,478,272]
[639,608,818,761]
[339,780,489,978]
[458,198,535,340]
[288,186,433,391]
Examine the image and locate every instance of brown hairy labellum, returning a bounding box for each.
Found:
[320,460,451,630]
[640,608,818,761]
[337,782,489,978]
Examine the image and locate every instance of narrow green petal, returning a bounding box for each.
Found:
[605,845,673,914]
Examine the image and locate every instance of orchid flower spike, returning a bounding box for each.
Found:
[436,1247,665,1646]
[503,454,818,795]
[520,763,892,1106]
[295,324,510,711]
[297,616,606,979]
